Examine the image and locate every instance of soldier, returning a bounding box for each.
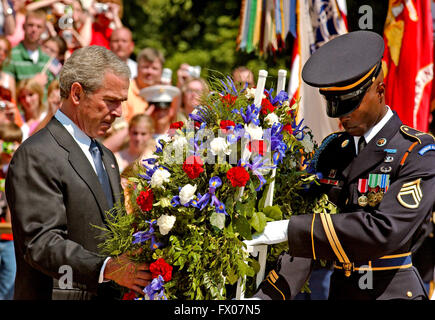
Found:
[246,31,435,300]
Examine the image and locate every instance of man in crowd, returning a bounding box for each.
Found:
[6,46,151,300]
[123,47,164,122]
[246,31,435,300]
[109,26,137,79]
[103,47,165,152]
[3,9,54,88]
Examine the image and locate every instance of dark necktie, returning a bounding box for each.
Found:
[89,139,113,208]
[358,136,367,155]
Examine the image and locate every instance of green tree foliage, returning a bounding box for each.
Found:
[122,0,292,87]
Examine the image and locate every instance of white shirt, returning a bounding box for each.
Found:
[353,105,394,155]
[54,110,110,283]
[127,58,137,79]
[54,110,98,174]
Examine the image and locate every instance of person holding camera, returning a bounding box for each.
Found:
[89,0,123,49]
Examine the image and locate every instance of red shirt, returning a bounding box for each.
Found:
[90,22,113,49]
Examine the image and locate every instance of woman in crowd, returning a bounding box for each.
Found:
[32,79,59,133]
[114,113,155,173]
[16,78,46,140]
[177,77,208,122]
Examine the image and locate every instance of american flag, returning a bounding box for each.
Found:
[48,58,63,76]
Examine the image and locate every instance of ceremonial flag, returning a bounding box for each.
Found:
[383,0,433,131]
[291,0,347,144]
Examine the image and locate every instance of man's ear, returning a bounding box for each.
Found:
[70,82,83,105]
[377,82,385,101]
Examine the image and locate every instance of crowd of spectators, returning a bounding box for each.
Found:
[0,0,255,300]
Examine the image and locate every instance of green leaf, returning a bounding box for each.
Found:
[249,211,267,233]
[210,212,226,230]
[233,215,252,239]
[263,205,283,220]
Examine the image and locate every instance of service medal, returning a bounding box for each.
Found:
[367,192,377,207]
[376,191,384,202]
[358,195,368,207]
[357,178,368,207]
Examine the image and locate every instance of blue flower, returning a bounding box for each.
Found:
[232,103,260,125]
[226,124,245,144]
[143,275,167,300]
[132,220,161,250]
[196,177,228,215]
[220,75,238,96]
[241,156,276,191]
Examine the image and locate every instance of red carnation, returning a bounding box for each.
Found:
[221,94,237,107]
[248,140,267,156]
[226,166,250,187]
[136,189,154,212]
[183,155,204,179]
[122,290,137,300]
[150,258,173,282]
[283,124,293,134]
[260,98,275,115]
[220,120,235,133]
[170,121,184,130]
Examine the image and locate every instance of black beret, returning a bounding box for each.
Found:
[301,31,385,117]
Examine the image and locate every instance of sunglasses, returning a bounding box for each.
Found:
[150,101,171,109]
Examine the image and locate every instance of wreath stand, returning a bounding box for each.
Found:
[235,69,288,299]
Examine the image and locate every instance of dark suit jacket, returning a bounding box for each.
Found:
[5,117,123,300]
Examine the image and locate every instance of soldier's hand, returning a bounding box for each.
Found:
[103,252,152,295]
[243,220,289,246]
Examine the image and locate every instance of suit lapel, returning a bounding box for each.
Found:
[344,113,402,183]
[46,119,111,216]
[101,147,122,205]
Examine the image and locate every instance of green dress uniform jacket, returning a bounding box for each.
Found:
[255,113,435,300]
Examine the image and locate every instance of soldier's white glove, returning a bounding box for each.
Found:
[243,220,289,246]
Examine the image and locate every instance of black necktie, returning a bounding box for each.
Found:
[89,139,113,208]
[358,136,367,154]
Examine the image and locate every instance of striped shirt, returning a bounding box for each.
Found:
[3,42,55,84]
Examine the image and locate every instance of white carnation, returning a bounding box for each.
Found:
[265,112,279,126]
[210,137,231,156]
[245,87,266,100]
[172,135,188,153]
[157,214,176,235]
[244,123,263,140]
[179,184,197,205]
[301,134,314,153]
[150,167,171,188]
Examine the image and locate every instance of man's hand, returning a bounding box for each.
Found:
[103,252,152,295]
[243,220,290,246]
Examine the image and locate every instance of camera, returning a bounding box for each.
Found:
[187,66,201,78]
[95,3,110,14]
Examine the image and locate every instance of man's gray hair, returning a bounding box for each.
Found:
[59,46,130,99]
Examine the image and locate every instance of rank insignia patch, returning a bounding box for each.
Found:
[397,179,422,209]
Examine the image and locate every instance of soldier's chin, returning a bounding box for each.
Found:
[344,125,363,136]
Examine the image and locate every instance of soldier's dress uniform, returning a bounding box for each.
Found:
[253,31,435,300]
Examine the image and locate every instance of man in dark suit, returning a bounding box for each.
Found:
[245,31,435,300]
[5,46,152,300]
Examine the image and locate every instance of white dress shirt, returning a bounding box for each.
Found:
[353,105,394,155]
